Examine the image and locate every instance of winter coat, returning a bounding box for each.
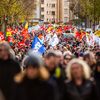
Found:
[48,66,66,100]
[64,80,100,100]
[0,59,21,100]
[12,77,55,100]
[94,62,100,95]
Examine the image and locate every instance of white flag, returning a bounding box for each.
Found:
[49,34,59,47]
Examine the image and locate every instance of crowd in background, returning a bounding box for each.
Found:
[0,24,100,100]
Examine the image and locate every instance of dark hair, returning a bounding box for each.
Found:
[25,56,40,68]
[45,52,56,59]
[96,52,100,57]
[23,54,43,69]
[83,53,90,60]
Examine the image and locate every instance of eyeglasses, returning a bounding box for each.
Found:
[65,58,72,60]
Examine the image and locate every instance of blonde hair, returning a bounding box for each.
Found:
[0,41,15,59]
[66,59,91,80]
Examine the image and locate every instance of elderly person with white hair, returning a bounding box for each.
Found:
[0,41,21,100]
[64,59,99,100]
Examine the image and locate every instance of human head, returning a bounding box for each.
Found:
[63,54,72,67]
[45,51,57,71]
[83,51,96,67]
[22,53,42,79]
[66,59,91,81]
[54,50,63,65]
[0,41,15,60]
[15,52,49,83]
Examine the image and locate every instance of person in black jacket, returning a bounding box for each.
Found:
[94,61,100,95]
[0,41,21,100]
[13,52,55,100]
[44,51,66,100]
[64,59,99,100]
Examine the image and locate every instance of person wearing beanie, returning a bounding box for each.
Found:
[13,52,55,100]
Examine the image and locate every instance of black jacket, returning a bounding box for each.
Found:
[48,66,66,100]
[64,80,99,100]
[13,77,55,100]
[0,59,21,100]
[94,62,100,95]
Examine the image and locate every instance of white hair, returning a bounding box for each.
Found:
[54,50,62,57]
[63,51,72,56]
[0,41,15,59]
[66,59,91,80]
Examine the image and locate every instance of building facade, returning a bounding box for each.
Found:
[62,0,70,22]
[40,0,70,23]
[33,0,41,19]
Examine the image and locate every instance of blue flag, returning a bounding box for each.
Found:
[31,36,46,54]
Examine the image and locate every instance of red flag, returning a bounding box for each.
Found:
[18,41,25,48]
[0,32,5,41]
[7,36,14,43]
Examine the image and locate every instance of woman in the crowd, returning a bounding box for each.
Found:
[63,53,72,68]
[64,59,99,100]
[13,52,55,100]
[83,51,96,71]
[0,41,21,100]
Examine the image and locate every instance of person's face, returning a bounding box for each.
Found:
[71,63,83,79]
[55,56,63,65]
[64,55,72,65]
[45,56,56,71]
[26,66,38,79]
[0,46,9,60]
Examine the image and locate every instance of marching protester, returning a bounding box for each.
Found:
[0,41,21,100]
[12,52,55,100]
[0,23,99,100]
[63,51,72,68]
[64,59,99,100]
[44,51,66,100]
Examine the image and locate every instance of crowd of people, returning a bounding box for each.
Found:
[0,24,100,100]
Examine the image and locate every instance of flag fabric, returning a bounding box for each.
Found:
[25,22,28,29]
[94,30,100,37]
[0,32,4,41]
[49,34,59,47]
[6,28,12,37]
[31,36,46,54]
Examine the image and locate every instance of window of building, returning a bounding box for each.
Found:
[41,15,44,19]
[41,8,44,12]
[52,11,55,15]
[64,9,68,14]
[47,11,49,14]
[52,4,55,8]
